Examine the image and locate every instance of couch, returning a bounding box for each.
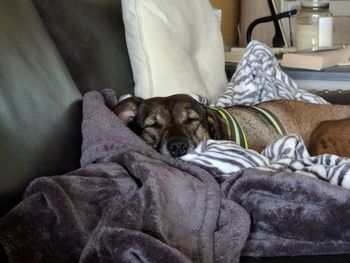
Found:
[0,0,133,261]
[1,0,350,262]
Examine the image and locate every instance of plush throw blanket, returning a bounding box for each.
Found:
[1,90,350,263]
[2,41,350,262]
[0,91,250,263]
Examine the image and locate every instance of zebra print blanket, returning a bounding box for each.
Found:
[181,135,350,188]
[192,40,328,106]
[217,40,328,106]
[184,41,350,189]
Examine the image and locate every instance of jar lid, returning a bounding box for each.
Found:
[301,0,329,7]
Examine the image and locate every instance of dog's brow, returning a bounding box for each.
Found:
[187,109,200,118]
[144,112,166,126]
[176,108,200,122]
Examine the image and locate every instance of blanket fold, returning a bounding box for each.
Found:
[222,168,350,257]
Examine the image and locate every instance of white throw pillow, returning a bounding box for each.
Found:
[122,0,228,100]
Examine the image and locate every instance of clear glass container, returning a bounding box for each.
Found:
[295,0,333,51]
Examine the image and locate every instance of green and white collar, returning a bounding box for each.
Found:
[212,106,286,149]
[212,107,249,149]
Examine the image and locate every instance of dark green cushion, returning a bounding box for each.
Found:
[32,0,134,96]
[0,0,82,217]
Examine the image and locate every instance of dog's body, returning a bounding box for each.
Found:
[223,100,350,154]
[309,117,350,157]
[114,94,350,158]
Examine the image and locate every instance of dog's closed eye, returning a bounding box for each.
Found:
[183,117,200,125]
[182,110,201,124]
[145,122,162,129]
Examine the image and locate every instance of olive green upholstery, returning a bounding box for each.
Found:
[0,0,82,217]
[0,0,134,218]
[32,0,134,95]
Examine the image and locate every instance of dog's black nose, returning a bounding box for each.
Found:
[167,136,189,158]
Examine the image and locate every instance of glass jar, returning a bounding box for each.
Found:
[295,0,333,51]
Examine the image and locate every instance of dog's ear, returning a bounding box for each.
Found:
[113,96,143,126]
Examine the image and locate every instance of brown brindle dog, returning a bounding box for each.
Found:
[113,94,350,158]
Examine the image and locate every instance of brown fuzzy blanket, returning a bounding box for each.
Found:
[1,90,350,262]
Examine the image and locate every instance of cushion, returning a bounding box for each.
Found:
[32,0,134,96]
[0,0,82,217]
[122,0,228,100]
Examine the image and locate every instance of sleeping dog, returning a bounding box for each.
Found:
[113,94,350,158]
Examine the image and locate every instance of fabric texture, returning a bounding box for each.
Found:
[222,168,350,257]
[215,41,328,107]
[122,0,227,100]
[0,0,82,217]
[181,135,350,187]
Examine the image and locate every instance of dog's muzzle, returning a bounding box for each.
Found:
[166,136,189,158]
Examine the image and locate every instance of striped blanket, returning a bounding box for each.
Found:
[183,41,350,189]
[181,135,350,188]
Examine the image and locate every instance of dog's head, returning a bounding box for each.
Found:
[113,94,223,157]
